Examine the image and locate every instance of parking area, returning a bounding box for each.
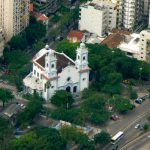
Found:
[0,101,27,119]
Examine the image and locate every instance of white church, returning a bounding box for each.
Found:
[23,43,90,101]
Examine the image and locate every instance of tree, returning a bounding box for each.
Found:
[51,90,74,108]
[143,124,149,131]
[94,130,111,145]
[9,33,27,50]
[51,108,85,125]
[17,97,43,125]
[11,127,67,150]
[4,50,30,70]
[109,95,133,113]
[130,90,138,99]
[33,40,45,51]
[0,88,14,107]
[0,117,13,150]
[102,83,122,95]
[82,94,110,124]
[56,41,78,60]
[26,19,46,45]
[60,126,89,145]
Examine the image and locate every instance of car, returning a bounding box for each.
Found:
[139,97,145,101]
[110,115,119,121]
[135,98,143,104]
[135,124,140,129]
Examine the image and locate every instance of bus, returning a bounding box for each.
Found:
[111,131,124,144]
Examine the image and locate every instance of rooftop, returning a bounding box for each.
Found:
[67,30,84,40]
[119,33,140,54]
[101,33,125,48]
[33,46,75,75]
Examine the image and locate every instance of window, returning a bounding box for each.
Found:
[44,84,46,92]
[51,64,54,68]
[83,56,85,60]
[83,78,86,81]
[47,63,48,67]
[37,72,39,77]
[78,55,80,59]
[67,77,71,82]
[40,74,42,79]
[34,70,36,75]
[73,86,77,93]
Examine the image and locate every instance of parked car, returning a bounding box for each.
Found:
[135,98,143,104]
[110,115,119,121]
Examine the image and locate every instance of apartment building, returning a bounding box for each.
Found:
[0,0,30,42]
[32,0,60,14]
[79,1,117,37]
[139,30,150,62]
[0,28,4,56]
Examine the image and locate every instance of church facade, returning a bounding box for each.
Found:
[23,43,90,101]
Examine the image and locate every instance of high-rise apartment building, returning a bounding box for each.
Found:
[139,30,150,62]
[118,0,144,30]
[94,0,148,30]
[0,0,30,42]
[79,1,117,37]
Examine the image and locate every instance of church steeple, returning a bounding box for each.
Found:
[45,45,57,77]
[75,43,88,70]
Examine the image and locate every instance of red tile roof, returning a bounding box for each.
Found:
[35,52,75,74]
[101,33,125,49]
[34,13,48,21]
[68,30,84,40]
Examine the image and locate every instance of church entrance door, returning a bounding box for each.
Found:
[66,86,71,92]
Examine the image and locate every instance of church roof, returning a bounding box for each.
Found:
[34,48,75,74]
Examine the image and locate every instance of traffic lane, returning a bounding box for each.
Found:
[111,113,149,150]
[102,112,150,150]
[107,99,150,134]
[120,131,150,150]
[128,136,150,150]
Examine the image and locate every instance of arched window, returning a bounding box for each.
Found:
[51,64,54,68]
[73,86,77,93]
[67,77,71,82]
[66,86,71,92]
[83,56,86,60]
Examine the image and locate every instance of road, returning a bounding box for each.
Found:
[120,131,150,150]
[102,97,150,150]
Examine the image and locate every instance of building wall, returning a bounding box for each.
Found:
[119,0,143,30]
[0,0,30,42]
[139,30,150,62]
[79,2,117,37]
[0,29,4,56]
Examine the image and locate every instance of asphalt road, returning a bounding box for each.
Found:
[120,131,150,150]
[102,97,150,150]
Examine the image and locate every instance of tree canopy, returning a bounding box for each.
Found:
[82,94,110,124]
[17,95,43,125]
[10,127,67,150]
[0,88,14,107]
[51,90,74,108]
[94,130,111,145]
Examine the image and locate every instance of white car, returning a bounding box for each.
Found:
[135,124,140,129]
